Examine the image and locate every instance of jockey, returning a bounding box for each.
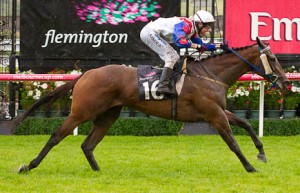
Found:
[140,10,221,96]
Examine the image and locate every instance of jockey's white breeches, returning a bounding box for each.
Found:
[140,26,180,69]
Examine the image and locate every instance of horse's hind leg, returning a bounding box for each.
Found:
[226,110,267,162]
[19,116,83,173]
[81,106,122,171]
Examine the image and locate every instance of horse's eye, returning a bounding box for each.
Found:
[269,57,276,62]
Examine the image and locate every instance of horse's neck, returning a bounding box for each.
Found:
[192,46,260,86]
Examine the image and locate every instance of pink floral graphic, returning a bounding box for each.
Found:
[73,0,161,25]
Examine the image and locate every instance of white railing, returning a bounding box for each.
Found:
[0,73,299,137]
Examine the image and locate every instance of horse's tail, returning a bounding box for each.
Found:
[11,75,82,133]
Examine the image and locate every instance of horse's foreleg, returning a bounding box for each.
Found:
[81,106,122,171]
[210,112,257,172]
[19,117,81,173]
[226,110,267,162]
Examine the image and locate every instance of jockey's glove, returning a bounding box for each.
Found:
[220,43,229,50]
[197,44,207,52]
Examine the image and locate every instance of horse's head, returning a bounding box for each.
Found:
[255,37,290,92]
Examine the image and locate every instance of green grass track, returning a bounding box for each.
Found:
[0,135,299,193]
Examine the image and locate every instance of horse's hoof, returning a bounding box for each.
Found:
[246,167,258,173]
[19,164,29,174]
[258,153,267,163]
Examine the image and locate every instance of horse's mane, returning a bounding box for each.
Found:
[186,44,258,62]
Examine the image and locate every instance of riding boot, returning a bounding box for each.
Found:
[157,67,176,96]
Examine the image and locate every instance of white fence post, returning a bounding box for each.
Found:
[259,81,265,137]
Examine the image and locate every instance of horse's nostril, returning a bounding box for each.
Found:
[284,81,291,88]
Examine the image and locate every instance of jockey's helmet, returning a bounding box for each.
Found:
[193,10,215,25]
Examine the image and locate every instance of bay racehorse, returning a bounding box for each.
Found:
[16,37,289,173]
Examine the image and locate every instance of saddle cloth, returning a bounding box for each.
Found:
[137,61,187,101]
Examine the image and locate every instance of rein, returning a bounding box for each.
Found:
[226,46,278,83]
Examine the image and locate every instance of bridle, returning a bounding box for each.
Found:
[183,44,280,88]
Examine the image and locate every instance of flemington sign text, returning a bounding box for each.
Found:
[41,30,128,48]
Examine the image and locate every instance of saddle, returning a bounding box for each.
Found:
[137,59,188,101]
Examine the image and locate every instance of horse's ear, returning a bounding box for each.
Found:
[256,37,267,48]
[256,37,262,46]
